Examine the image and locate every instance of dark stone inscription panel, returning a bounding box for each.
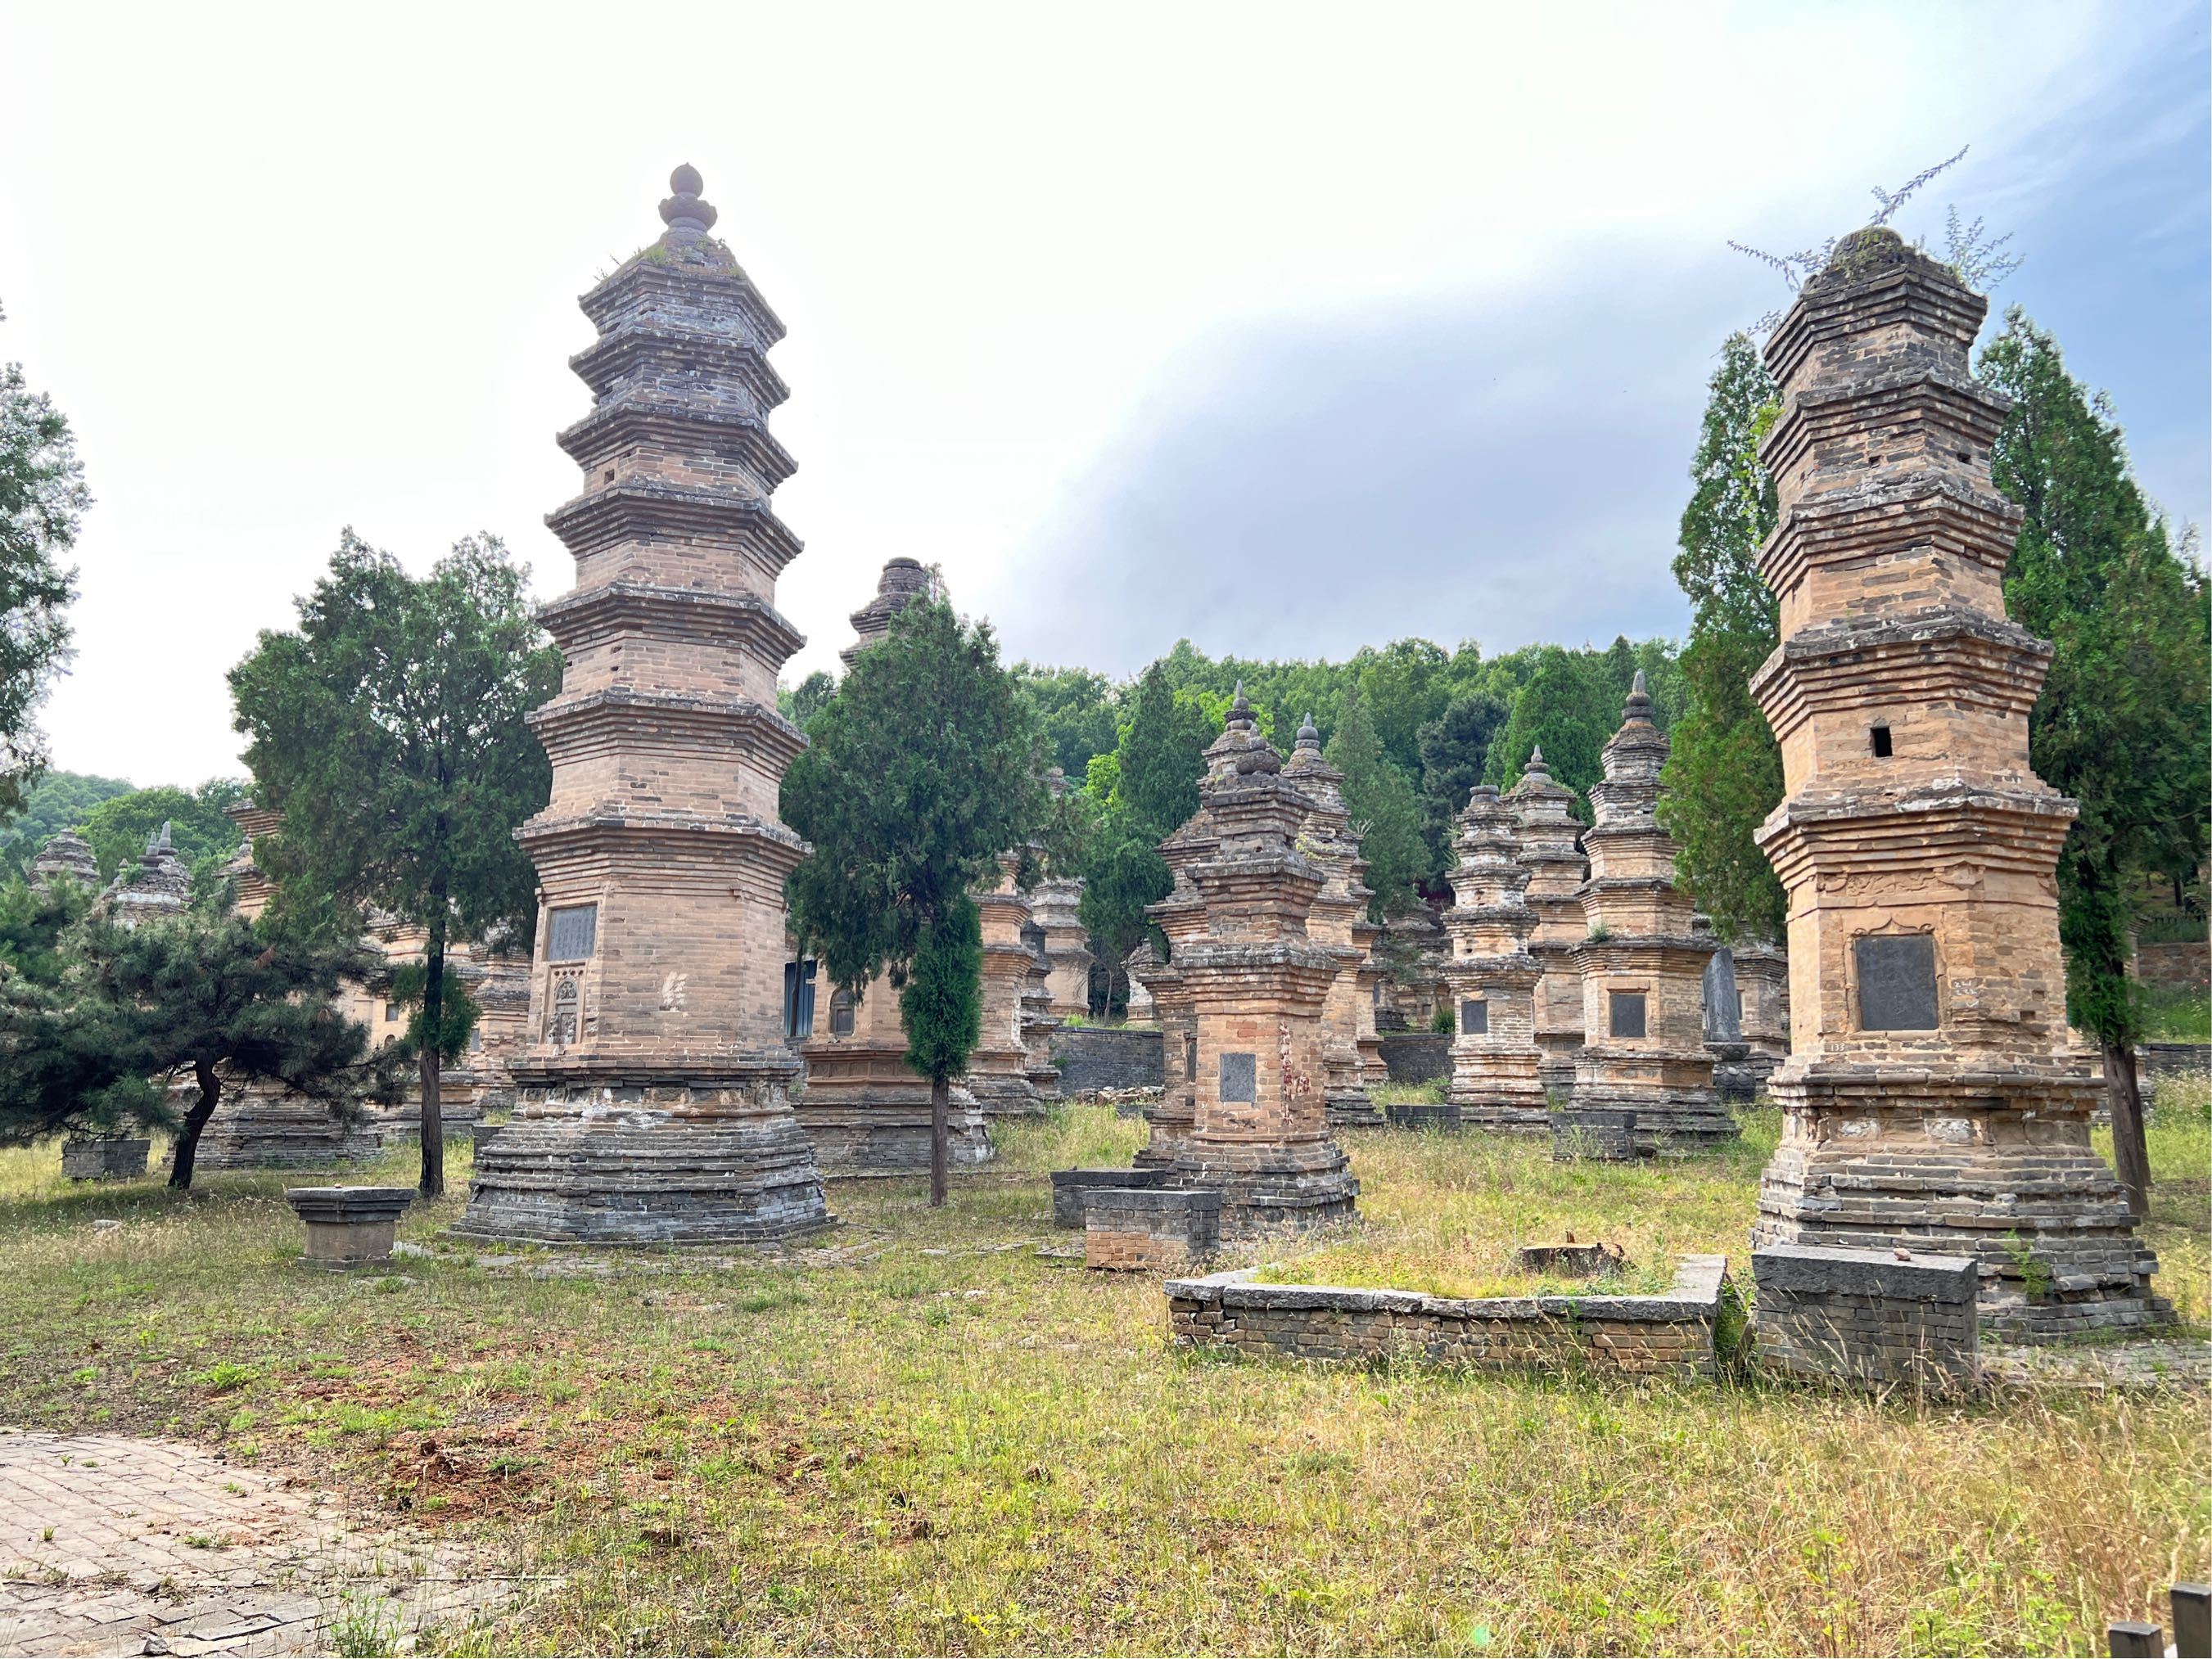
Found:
[548,903,598,962]
[1184,1035,1198,1081]
[1220,1051,1257,1102]
[1460,999,1488,1035]
[1609,991,1647,1039]
[1856,934,1939,1030]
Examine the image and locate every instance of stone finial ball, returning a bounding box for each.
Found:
[670,163,704,196]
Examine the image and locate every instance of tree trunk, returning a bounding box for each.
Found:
[2102,1038,2151,1217]
[168,1060,222,1190]
[929,1072,949,1209]
[419,904,448,1198]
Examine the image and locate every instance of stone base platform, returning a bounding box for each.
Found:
[1384,1100,1460,1131]
[1710,1043,1781,1105]
[1168,1142,1358,1236]
[61,1135,150,1180]
[457,1062,832,1246]
[1050,1165,1166,1228]
[792,1080,993,1179]
[195,1097,384,1171]
[1552,1089,1739,1158]
[1456,1091,1551,1133]
[1753,1242,1980,1394]
[1085,1187,1221,1272]
[1167,1255,1729,1377]
[1326,1089,1384,1129]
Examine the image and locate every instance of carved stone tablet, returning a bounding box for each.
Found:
[1184,1035,1198,1081]
[547,902,598,962]
[1856,934,1939,1030]
[1219,1051,1257,1102]
[1460,999,1488,1035]
[1609,991,1646,1039]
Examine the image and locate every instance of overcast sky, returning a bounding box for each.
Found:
[3,1,2205,789]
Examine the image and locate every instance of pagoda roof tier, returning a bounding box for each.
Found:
[1567,935,1718,967]
[546,480,803,572]
[1442,954,1542,983]
[1444,903,1537,929]
[1761,365,2010,491]
[1754,786,2076,887]
[1764,241,1986,390]
[1168,940,1340,979]
[1750,608,2054,738]
[538,580,805,665]
[580,255,787,349]
[508,1048,804,1091]
[570,325,790,412]
[1758,473,2025,597]
[527,687,808,773]
[557,399,798,492]
[517,807,809,869]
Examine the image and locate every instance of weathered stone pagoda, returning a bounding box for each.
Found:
[1019,931,1063,1103]
[1746,228,2166,1337]
[792,557,992,1174]
[1563,674,1735,1152]
[100,824,191,926]
[459,166,831,1243]
[969,851,1047,1116]
[28,829,98,892]
[1282,715,1382,1128]
[1442,786,1548,1130]
[1132,765,1216,1170]
[1028,868,1094,1019]
[1506,746,1588,1095]
[1153,692,1357,1232]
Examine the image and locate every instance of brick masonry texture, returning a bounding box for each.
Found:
[461,169,829,1246]
[1051,1166,1167,1228]
[1052,1027,1167,1096]
[60,1136,150,1180]
[1084,1187,1222,1272]
[1507,747,1591,1095]
[1377,1034,1453,1084]
[1745,228,2167,1342]
[1442,785,1548,1131]
[1167,1256,1729,1379]
[1753,1243,1979,1393]
[1283,717,1384,1128]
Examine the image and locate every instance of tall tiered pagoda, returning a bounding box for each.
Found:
[1506,747,1587,1096]
[460,166,830,1243]
[1281,715,1382,1129]
[1564,675,1735,1152]
[1747,228,2166,1337]
[1442,786,1547,1130]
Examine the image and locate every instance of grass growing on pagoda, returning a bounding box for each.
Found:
[0,1098,2205,1657]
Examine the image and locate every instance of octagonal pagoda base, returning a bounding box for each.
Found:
[1169,1142,1358,1237]
[456,1055,832,1246]
[1754,1066,2174,1343]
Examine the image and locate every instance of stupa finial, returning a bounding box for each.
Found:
[1624,669,1653,724]
[659,164,719,241]
[1296,711,1320,751]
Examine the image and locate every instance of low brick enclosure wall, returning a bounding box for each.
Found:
[61,1136,151,1181]
[1052,1026,1164,1097]
[1166,1256,1730,1378]
[1085,1188,1221,1273]
[1752,1244,1979,1393]
[1377,1034,1452,1084]
[1050,1166,1166,1228]
[2141,1042,2210,1102]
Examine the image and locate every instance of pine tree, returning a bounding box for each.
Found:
[228,531,559,1197]
[1415,688,1509,873]
[1981,309,2211,1213]
[783,600,1041,1205]
[1659,331,1788,943]
[0,303,86,815]
[1077,665,1215,990]
[1327,689,1426,919]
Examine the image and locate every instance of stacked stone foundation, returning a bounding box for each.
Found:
[61,1136,151,1181]
[1167,1256,1727,1378]
[196,1095,384,1171]
[1083,1187,1221,1272]
[1752,1243,1979,1393]
[792,1078,993,1179]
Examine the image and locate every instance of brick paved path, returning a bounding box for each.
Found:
[0,1429,520,1656]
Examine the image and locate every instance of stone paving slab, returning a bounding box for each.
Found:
[0,1428,530,1657]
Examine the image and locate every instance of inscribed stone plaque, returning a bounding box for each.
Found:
[1184,1035,1198,1081]
[1856,934,1939,1030]
[1460,999,1489,1035]
[1219,1051,1257,1102]
[547,903,598,962]
[1609,991,1647,1039]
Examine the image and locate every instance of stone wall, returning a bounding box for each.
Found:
[1052,1026,1165,1097]
[1085,1188,1221,1272]
[1752,1244,1979,1393]
[1377,1034,1452,1084]
[2141,1041,2210,1094]
[2138,938,2208,991]
[1165,1256,1728,1379]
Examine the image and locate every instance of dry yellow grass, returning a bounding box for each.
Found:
[0,1094,2204,1656]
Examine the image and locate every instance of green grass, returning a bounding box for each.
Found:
[2139,982,2211,1042]
[0,1104,2204,1655]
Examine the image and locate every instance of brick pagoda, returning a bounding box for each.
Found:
[460,166,831,1243]
[1746,228,2166,1337]
[27,829,98,892]
[1153,691,1357,1232]
[1132,760,1217,1170]
[968,850,1048,1116]
[1442,786,1547,1130]
[792,557,991,1174]
[1564,674,1735,1152]
[1506,746,1587,1096]
[1281,715,1382,1128]
[1028,869,1094,1018]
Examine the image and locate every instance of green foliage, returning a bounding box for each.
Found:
[0,769,133,877]
[387,960,480,1065]
[0,873,89,986]
[783,598,1041,1084]
[1010,662,1121,782]
[1076,664,1216,975]
[0,306,87,817]
[1416,687,1509,873]
[228,530,558,1192]
[1981,310,2212,1054]
[1660,332,1789,944]
[899,895,982,1084]
[77,780,248,886]
[1327,690,1426,919]
[778,670,836,734]
[1485,647,1617,809]
[1428,1005,1454,1035]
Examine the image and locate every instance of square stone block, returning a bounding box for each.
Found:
[284,1186,416,1269]
[1050,1165,1167,1228]
[1084,1186,1222,1272]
